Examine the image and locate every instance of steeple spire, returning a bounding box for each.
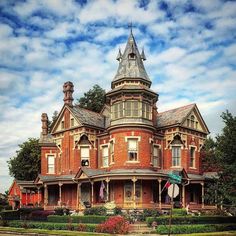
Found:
[112,28,151,88]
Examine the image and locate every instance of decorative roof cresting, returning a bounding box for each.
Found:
[112,30,151,88]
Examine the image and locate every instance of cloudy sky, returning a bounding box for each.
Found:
[0,0,236,193]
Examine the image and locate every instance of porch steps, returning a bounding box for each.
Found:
[129,222,154,234]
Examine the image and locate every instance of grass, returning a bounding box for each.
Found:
[0,227,110,236]
[178,231,236,236]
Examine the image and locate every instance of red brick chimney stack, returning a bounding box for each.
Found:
[41,113,48,136]
[63,81,74,107]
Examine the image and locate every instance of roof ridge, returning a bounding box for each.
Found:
[158,103,195,114]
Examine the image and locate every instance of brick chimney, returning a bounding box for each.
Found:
[41,113,48,136]
[63,81,74,107]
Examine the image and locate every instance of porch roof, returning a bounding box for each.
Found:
[37,174,75,183]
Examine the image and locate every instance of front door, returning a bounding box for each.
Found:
[124,181,142,208]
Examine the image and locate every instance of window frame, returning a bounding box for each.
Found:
[189,145,196,168]
[171,145,182,167]
[153,144,161,168]
[101,145,109,168]
[46,154,55,174]
[80,145,90,167]
[125,136,141,162]
[109,140,115,164]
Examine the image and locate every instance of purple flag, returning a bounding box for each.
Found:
[99,181,105,199]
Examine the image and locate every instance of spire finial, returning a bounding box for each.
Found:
[128,22,133,34]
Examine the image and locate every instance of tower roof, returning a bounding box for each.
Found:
[112,31,151,87]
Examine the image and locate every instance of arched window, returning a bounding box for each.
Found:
[190,115,195,128]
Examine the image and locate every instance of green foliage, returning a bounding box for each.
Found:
[47,215,108,224]
[48,110,58,132]
[203,111,236,207]
[146,215,236,227]
[54,207,70,215]
[76,84,106,113]
[156,224,236,234]
[113,207,122,215]
[0,210,20,220]
[8,138,41,180]
[84,206,106,216]
[172,208,187,216]
[8,221,97,232]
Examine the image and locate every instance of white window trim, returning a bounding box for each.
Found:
[125,136,141,163]
[80,145,90,167]
[153,144,161,168]
[170,144,182,168]
[109,138,115,164]
[189,145,197,169]
[45,154,56,174]
[100,144,109,168]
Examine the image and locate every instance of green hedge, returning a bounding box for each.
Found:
[146,215,236,226]
[47,215,108,224]
[172,208,187,216]
[8,221,96,232]
[156,224,236,234]
[0,210,20,220]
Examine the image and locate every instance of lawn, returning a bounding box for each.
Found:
[0,227,110,236]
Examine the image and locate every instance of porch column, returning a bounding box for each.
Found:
[91,181,94,207]
[77,183,81,210]
[20,187,23,207]
[201,182,205,209]
[158,178,162,208]
[105,178,110,202]
[44,184,48,206]
[59,182,63,206]
[182,184,185,208]
[25,189,28,205]
[37,187,40,205]
[132,177,137,209]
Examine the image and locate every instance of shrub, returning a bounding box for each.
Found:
[114,207,122,215]
[96,216,129,234]
[156,224,236,234]
[84,206,106,216]
[142,208,162,220]
[54,207,70,215]
[0,219,9,227]
[47,215,108,224]
[77,223,87,231]
[146,215,236,227]
[31,210,54,221]
[8,221,97,232]
[0,210,20,220]
[172,208,187,216]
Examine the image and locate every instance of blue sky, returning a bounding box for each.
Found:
[0,0,236,193]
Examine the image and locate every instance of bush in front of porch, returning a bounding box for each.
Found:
[156,224,236,234]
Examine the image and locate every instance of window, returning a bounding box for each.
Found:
[190,115,195,128]
[102,146,109,167]
[110,141,114,163]
[172,146,181,167]
[70,118,74,127]
[128,139,138,161]
[61,121,64,129]
[190,146,195,168]
[153,145,161,167]
[124,100,141,117]
[47,155,55,174]
[142,103,151,119]
[81,146,90,167]
[112,102,123,119]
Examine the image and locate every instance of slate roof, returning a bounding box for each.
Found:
[157,104,195,128]
[71,105,105,129]
[112,31,150,84]
[38,174,75,182]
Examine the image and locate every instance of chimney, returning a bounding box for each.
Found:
[41,113,48,136]
[63,81,74,107]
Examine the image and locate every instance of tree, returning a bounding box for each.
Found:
[48,110,58,132]
[8,138,41,181]
[204,111,236,206]
[76,84,106,113]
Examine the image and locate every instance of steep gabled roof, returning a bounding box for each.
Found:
[157,104,195,128]
[157,103,209,133]
[70,105,105,129]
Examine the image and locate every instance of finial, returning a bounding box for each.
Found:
[128,22,133,34]
[141,48,146,61]
[116,48,122,62]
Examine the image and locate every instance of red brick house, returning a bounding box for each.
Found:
[8,180,42,209]
[35,31,215,211]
